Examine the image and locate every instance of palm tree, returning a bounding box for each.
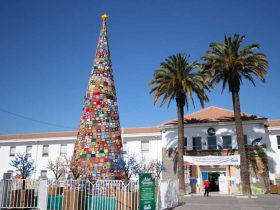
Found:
[149,53,209,196]
[201,34,268,195]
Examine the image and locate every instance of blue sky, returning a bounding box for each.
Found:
[0,0,279,134]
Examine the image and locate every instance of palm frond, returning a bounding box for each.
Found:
[149,53,209,110]
[200,34,269,93]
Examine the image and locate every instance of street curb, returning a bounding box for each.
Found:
[187,194,235,197]
[183,194,259,198]
[236,195,258,198]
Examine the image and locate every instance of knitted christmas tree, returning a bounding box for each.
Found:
[74,14,123,181]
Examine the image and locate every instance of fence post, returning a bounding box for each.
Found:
[1,174,12,208]
[38,180,48,210]
[0,180,4,207]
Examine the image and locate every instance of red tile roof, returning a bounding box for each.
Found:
[267,120,280,127]
[123,127,160,134]
[0,131,77,140]
[161,106,265,125]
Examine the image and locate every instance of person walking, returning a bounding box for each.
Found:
[204,179,210,197]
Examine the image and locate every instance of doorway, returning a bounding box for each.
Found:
[201,170,227,193]
[208,172,220,191]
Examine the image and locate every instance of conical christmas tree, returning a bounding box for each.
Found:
[74,14,123,181]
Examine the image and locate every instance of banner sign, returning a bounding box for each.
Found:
[139,173,156,210]
[183,155,240,165]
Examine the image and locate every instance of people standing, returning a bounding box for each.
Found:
[204,179,210,197]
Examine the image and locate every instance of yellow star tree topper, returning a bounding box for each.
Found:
[101,14,109,20]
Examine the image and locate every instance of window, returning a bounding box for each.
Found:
[40,170,48,179]
[184,137,188,150]
[60,144,67,156]
[42,145,49,157]
[244,135,248,147]
[207,137,217,150]
[277,136,280,149]
[10,146,16,157]
[26,146,32,156]
[122,140,127,154]
[192,137,202,150]
[141,141,149,152]
[222,136,232,149]
[6,170,14,178]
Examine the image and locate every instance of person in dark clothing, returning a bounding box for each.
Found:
[204,179,210,197]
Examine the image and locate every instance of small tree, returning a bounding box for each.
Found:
[139,159,165,178]
[152,160,166,178]
[10,153,35,189]
[116,154,141,184]
[67,156,81,180]
[47,157,68,180]
[139,159,155,174]
[10,153,35,179]
[67,156,91,180]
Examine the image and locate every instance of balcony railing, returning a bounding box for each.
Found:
[185,145,234,151]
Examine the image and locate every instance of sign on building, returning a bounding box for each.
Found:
[183,155,240,165]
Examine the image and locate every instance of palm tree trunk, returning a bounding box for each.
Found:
[232,91,251,195]
[176,98,185,197]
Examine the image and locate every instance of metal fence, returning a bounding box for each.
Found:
[0,178,178,210]
[0,179,140,210]
[0,179,39,209]
[47,179,140,210]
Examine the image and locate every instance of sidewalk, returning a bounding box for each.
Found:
[175,194,280,210]
[186,192,236,197]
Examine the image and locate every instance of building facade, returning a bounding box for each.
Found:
[161,106,279,194]
[267,120,280,184]
[0,106,279,194]
[0,127,161,180]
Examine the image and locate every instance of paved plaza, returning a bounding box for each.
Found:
[175,194,280,210]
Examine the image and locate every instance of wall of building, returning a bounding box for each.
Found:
[0,133,162,179]
[161,120,269,182]
[123,134,162,162]
[0,120,279,190]
[0,138,74,179]
[267,127,280,184]
[187,165,241,194]
[162,120,268,150]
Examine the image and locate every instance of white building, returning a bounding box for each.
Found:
[0,127,161,179]
[0,106,279,194]
[160,106,277,194]
[267,120,280,184]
